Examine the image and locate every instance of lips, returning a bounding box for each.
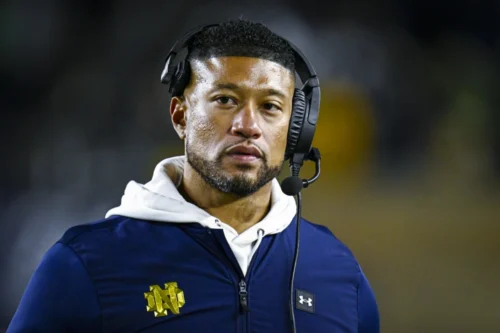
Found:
[226,145,263,160]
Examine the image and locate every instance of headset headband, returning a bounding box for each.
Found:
[161,25,318,95]
[160,24,219,84]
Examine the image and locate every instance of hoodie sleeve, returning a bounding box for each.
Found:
[7,242,101,333]
[358,268,380,333]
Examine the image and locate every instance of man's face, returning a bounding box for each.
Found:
[174,56,295,197]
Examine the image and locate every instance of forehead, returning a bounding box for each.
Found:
[190,56,295,94]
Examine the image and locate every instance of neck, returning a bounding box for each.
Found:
[179,161,273,234]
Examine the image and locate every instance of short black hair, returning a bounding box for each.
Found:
[187,19,295,73]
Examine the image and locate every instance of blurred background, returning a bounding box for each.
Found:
[1,0,499,332]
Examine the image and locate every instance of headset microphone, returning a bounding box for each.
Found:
[280,176,303,196]
[281,147,321,196]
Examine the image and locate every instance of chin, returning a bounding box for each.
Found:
[227,163,259,174]
[222,163,258,176]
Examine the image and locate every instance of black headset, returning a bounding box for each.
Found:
[160,23,321,168]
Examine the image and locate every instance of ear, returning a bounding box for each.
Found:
[170,96,187,140]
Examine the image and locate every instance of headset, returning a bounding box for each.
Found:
[160,23,322,333]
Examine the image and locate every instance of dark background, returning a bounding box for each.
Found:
[1,0,500,332]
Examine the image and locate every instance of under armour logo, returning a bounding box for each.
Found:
[299,295,313,307]
[296,289,315,313]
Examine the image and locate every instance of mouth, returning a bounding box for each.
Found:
[226,145,263,163]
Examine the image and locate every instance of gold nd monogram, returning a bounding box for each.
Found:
[144,282,185,317]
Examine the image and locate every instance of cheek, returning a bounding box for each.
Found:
[267,121,289,161]
[186,109,222,152]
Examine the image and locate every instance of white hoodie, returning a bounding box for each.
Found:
[105,156,297,276]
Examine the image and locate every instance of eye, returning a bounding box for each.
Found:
[262,103,281,112]
[215,96,236,106]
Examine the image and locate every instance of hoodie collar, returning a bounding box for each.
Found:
[105,156,297,239]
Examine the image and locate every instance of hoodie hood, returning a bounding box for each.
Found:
[105,156,297,275]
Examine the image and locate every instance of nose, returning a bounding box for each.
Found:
[230,102,262,140]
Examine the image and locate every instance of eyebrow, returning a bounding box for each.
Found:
[211,83,288,99]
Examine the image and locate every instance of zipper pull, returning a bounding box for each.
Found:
[239,279,249,313]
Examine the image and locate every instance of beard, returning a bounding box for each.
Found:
[186,139,283,197]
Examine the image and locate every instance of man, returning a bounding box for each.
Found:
[8,19,379,332]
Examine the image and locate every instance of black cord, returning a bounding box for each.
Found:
[287,148,321,333]
[289,191,302,333]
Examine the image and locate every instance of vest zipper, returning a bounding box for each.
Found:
[239,279,249,313]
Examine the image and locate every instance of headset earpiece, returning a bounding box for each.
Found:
[285,89,307,160]
[169,60,191,97]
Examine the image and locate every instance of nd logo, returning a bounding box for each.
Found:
[144,282,185,317]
